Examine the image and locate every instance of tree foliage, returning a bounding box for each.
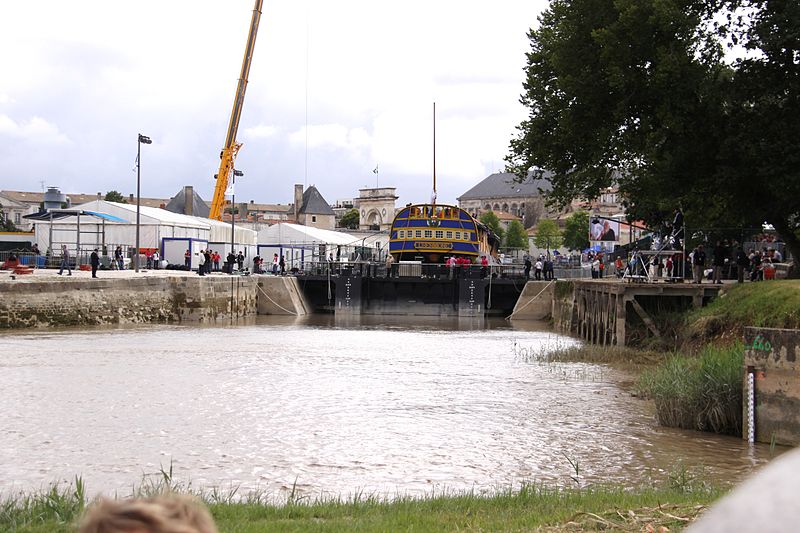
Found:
[479,211,505,241]
[504,220,528,250]
[534,219,562,250]
[0,212,19,232]
[104,190,127,203]
[506,0,800,265]
[339,208,360,229]
[563,211,590,251]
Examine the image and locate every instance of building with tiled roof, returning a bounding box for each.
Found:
[293,184,335,230]
[457,172,555,229]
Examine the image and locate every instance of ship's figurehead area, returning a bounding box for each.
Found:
[389,204,499,264]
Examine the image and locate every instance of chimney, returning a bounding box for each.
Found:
[294,184,303,222]
[184,186,194,216]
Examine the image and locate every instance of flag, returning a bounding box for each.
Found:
[225,183,235,196]
[372,165,378,174]
[132,153,139,172]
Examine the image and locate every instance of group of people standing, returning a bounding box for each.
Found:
[688,240,783,284]
[268,253,286,275]
[524,255,555,280]
[193,250,245,275]
[144,249,160,269]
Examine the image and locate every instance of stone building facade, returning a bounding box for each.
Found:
[355,187,398,231]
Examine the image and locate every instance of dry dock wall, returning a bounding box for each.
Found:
[744,327,800,446]
[0,276,257,328]
[507,281,555,321]
[256,276,310,316]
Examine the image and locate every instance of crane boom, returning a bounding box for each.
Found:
[209,0,264,220]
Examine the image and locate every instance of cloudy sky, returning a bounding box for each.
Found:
[0,0,547,208]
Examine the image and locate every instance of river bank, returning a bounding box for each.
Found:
[548,280,800,436]
[2,474,723,533]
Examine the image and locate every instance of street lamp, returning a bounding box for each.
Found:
[230,169,243,271]
[136,133,152,273]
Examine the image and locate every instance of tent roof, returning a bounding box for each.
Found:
[23,209,128,223]
[73,200,210,229]
[259,223,356,245]
[191,215,257,244]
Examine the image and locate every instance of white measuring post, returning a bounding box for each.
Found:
[747,371,755,444]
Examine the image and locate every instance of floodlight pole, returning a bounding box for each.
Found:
[230,169,243,262]
[135,133,152,273]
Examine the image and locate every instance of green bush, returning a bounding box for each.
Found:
[638,343,743,435]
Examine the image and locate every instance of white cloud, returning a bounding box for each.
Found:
[0,115,70,144]
[289,124,372,154]
[0,0,548,206]
[242,124,278,138]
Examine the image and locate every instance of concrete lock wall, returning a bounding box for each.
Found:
[508,281,555,321]
[256,276,309,316]
[0,277,257,329]
[743,327,800,446]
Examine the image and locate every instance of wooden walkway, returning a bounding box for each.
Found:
[561,279,723,346]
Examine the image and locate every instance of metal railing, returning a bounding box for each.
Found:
[270,260,538,280]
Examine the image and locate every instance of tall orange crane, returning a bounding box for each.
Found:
[209,0,264,220]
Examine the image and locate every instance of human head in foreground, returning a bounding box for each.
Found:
[78,493,218,533]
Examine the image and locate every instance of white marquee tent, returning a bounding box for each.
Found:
[257,223,358,270]
[30,200,256,268]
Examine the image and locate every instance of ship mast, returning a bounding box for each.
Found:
[432,102,437,206]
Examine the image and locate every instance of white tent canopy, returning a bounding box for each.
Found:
[31,200,257,267]
[258,223,357,247]
[202,216,257,245]
[257,223,358,267]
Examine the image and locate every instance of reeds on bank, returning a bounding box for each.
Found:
[637,343,743,435]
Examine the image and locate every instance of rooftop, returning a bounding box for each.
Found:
[457,172,552,201]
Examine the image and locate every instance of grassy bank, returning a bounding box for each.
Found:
[2,477,723,533]
[687,280,800,344]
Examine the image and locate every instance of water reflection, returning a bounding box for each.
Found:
[0,317,781,499]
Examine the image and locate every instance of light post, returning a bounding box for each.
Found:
[230,169,243,270]
[135,133,152,273]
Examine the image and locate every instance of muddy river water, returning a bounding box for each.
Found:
[0,316,780,499]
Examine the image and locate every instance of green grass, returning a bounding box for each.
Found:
[1,476,724,533]
[687,280,800,342]
[530,343,669,369]
[638,343,744,435]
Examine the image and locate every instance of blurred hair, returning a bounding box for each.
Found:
[78,493,218,533]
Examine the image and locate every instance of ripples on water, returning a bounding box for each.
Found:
[0,315,779,499]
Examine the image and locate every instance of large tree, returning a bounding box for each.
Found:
[506,0,800,266]
[504,220,528,250]
[104,190,127,203]
[479,211,505,242]
[339,208,360,229]
[562,211,590,251]
[534,219,563,252]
